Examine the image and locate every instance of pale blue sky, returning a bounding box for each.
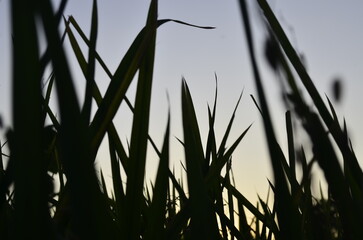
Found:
[0,0,362,202]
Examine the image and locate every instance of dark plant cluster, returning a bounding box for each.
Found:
[0,0,362,239]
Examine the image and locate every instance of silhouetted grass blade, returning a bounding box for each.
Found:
[123,1,157,239]
[82,0,98,124]
[108,134,125,227]
[285,111,296,182]
[11,1,53,238]
[217,92,243,157]
[144,114,170,240]
[181,79,221,239]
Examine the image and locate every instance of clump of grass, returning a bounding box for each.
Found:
[1,0,362,240]
[1,0,249,239]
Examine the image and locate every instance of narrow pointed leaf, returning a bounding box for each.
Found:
[123,1,158,239]
[144,115,170,240]
[181,80,220,239]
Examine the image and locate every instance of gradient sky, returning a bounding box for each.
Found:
[1,0,363,203]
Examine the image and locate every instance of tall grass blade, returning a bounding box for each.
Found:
[82,0,98,124]
[108,134,124,224]
[217,92,243,157]
[39,1,117,239]
[144,114,170,240]
[11,1,53,239]
[285,111,296,183]
[181,79,220,239]
[123,1,158,239]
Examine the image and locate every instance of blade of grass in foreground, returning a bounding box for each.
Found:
[39,1,117,239]
[123,1,158,239]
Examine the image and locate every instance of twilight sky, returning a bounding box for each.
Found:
[0,0,362,202]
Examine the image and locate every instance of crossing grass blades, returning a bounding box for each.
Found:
[0,0,362,239]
